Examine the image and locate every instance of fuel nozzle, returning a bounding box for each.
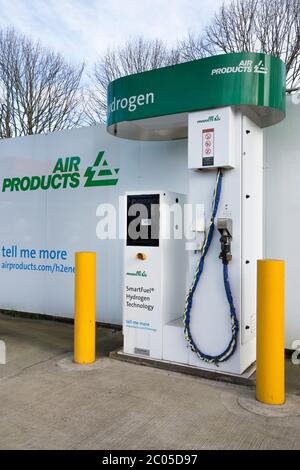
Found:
[217,218,232,265]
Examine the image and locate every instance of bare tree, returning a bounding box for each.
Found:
[179,0,300,91]
[177,33,208,62]
[0,28,84,139]
[85,37,180,124]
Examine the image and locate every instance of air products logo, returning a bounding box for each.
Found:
[126,270,148,278]
[197,114,221,124]
[84,151,119,187]
[1,151,119,192]
[211,59,268,76]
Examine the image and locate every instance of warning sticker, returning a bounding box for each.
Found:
[202,128,214,166]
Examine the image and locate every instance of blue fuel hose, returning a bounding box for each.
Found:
[183,169,239,365]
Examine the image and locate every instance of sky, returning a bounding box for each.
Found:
[0,0,227,67]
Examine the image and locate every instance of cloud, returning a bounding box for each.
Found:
[0,0,225,65]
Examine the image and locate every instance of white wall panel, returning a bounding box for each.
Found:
[264,96,300,348]
[0,126,188,324]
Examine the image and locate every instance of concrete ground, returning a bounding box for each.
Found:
[0,312,300,450]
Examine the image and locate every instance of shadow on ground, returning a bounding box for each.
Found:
[0,312,299,450]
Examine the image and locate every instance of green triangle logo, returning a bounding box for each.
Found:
[84,151,119,187]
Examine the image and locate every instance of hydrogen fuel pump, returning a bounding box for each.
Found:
[107,52,286,376]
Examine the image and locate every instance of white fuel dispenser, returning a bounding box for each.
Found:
[107,52,286,375]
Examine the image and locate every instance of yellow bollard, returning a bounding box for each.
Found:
[256,259,285,405]
[74,252,96,364]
